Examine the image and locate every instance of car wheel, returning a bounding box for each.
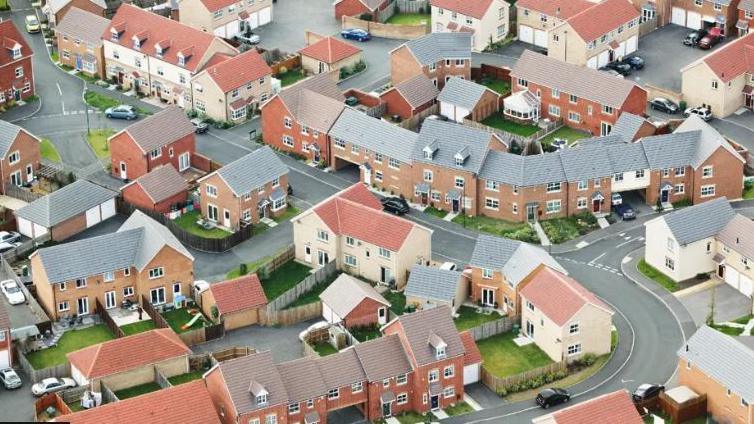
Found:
[106,114,112,118]
[543,403,550,409]
[564,397,570,403]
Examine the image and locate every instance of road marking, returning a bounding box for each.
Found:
[588,252,606,265]
[56,83,62,96]
[615,238,638,248]
[622,256,632,264]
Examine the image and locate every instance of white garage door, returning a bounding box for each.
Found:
[85,206,101,228]
[534,29,548,48]
[0,350,8,369]
[248,11,259,29]
[519,25,534,44]
[615,41,627,58]
[587,56,598,69]
[725,266,740,290]
[101,198,116,220]
[687,12,703,29]
[213,26,226,38]
[740,276,753,296]
[440,102,455,120]
[671,7,686,26]
[464,364,480,385]
[33,223,48,237]
[259,6,271,25]
[225,20,240,37]
[597,50,610,68]
[626,35,638,54]
[17,217,33,238]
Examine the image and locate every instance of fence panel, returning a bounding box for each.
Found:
[59,385,88,405]
[177,327,206,346]
[101,382,119,404]
[265,260,337,312]
[396,103,439,130]
[18,351,70,383]
[95,299,125,338]
[395,0,428,13]
[481,361,567,394]
[154,368,172,389]
[204,322,225,341]
[466,316,514,341]
[209,346,255,363]
[140,294,170,329]
[264,302,322,326]
[4,183,43,203]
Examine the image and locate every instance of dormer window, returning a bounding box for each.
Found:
[155,46,162,58]
[133,39,141,50]
[256,393,268,406]
[454,147,469,166]
[429,332,447,359]
[424,150,432,159]
[436,345,446,359]
[11,47,20,59]
[178,54,185,66]
[455,157,463,166]
[423,141,438,160]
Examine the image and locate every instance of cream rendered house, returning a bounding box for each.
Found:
[292,184,432,288]
[515,0,592,49]
[179,0,273,38]
[430,0,510,52]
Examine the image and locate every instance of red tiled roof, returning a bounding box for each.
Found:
[550,390,643,424]
[699,31,754,83]
[515,0,592,19]
[210,274,268,315]
[459,26,476,33]
[313,184,414,251]
[460,331,482,365]
[446,21,459,30]
[203,52,233,69]
[67,329,190,379]
[201,0,241,12]
[565,0,639,43]
[299,36,361,64]
[104,4,234,72]
[0,21,32,68]
[430,0,494,19]
[203,49,272,93]
[61,380,222,424]
[519,266,613,326]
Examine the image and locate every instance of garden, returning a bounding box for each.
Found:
[312,341,338,356]
[167,370,205,386]
[477,332,553,378]
[479,78,511,96]
[481,114,540,137]
[385,12,431,26]
[539,127,590,148]
[283,271,341,309]
[539,212,599,244]
[423,206,448,219]
[744,179,754,199]
[454,306,502,331]
[173,210,236,239]
[710,314,753,336]
[276,67,307,87]
[381,290,407,315]
[349,325,382,342]
[452,214,539,243]
[86,129,114,159]
[25,325,115,369]
[119,319,156,336]
[161,307,208,334]
[114,382,161,400]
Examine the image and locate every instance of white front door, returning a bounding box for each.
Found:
[105,291,116,309]
[120,161,127,179]
[77,297,89,315]
[10,171,21,187]
[363,167,371,185]
[601,122,613,136]
[378,307,387,325]
[179,152,190,171]
[223,209,231,228]
[305,245,312,262]
[25,164,33,182]
[150,287,166,305]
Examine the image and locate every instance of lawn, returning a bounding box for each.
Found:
[283,281,328,309]
[711,314,753,336]
[385,13,430,26]
[0,0,8,10]
[481,114,539,137]
[168,370,205,386]
[119,319,156,336]
[312,342,338,356]
[84,91,119,111]
[539,127,590,147]
[50,51,59,63]
[273,205,300,223]
[454,306,501,331]
[444,401,474,417]
[480,79,511,95]
[453,214,539,243]
[424,206,448,219]
[260,260,313,300]
[226,256,273,279]
[40,138,61,163]
[277,68,306,87]
[173,210,232,239]
[744,180,754,199]
[382,290,406,315]
[637,259,679,292]
[350,325,382,342]
[26,325,114,369]
[539,213,599,244]
[477,332,553,378]
[115,382,161,400]
[161,308,206,334]
[86,129,114,159]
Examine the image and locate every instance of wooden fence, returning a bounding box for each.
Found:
[342,15,429,40]
[4,183,43,203]
[140,295,171,330]
[140,294,224,345]
[265,260,338,312]
[466,316,515,341]
[395,0,428,13]
[264,301,322,326]
[59,385,88,405]
[95,298,125,338]
[639,17,658,37]
[210,346,255,363]
[481,361,567,394]
[18,350,70,383]
[101,381,119,404]
[659,392,707,423]
[396,103,438,130]
[2,233,51,261]
[462,117,561,151]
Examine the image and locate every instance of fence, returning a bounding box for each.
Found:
[265,260,338,312]
[395,0,428,13]
[209,346,255,363]
[4,183,43,203]
[101,381,119,404]
[58,385,89,405]
[462,118,561,151]
[35,393,72,421]
[480,361,567,394]
[465,316,515,341]
[659,392,707,423]
[396,103,439,130]
[1,233,51,261]
[17,350,70,383]
[644,83,683,104]
[264,301,322,326]
[342,15,429,40]
[140,294,171,330]
[95,298,125,338]
[155,368,171,389]
[302,325,331,357]
[141,294,225,346]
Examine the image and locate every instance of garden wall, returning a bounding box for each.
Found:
[342,15,428,40]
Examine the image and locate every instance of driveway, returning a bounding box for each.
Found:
[678,282,753,326]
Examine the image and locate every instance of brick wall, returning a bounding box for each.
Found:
[110,133,148,180]
[122,182,188,213]
[261,96,330,163]
[49,213,88,241]
[344,297,384,328]
[691,147,744,204]
[410,163,477,215]
[0,56,34,104]
[679,360,754,424]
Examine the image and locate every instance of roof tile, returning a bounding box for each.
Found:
[203,49,272,93]
[299,36,361,64]
[210,274,268,315]
[429,0,494,19]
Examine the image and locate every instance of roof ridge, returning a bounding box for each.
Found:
[156,327,191,352]
[86,343,103,378]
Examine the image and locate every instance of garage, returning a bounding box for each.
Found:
[259,6,271,26]
[724,265,740,290]
[671,7,686,26]
[439,101,469,123]
[597,50,610,68]
[460,332,482,385]
[533,29,548,48]
[0,350,9,369]
[626,35,638,54]
[213,20,241,38]
[247,11,259,29]
[464,363,480,385]
[201,274,268,331]
[688,12,703,30]
[740,276,753,296]
[519,25,534,44]
[587,56,598,69]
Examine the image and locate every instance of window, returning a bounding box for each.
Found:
[662,168,670,177]
[231,107,246,121]
[577,180,587,191]
[379,247,391,258]
[512,203,518,214]
[526,300,534,311]
[455,176,464,189]
[195,100,206,113]
[443,386,455,398]
[546,182,561,193]
[352,381,363,393]
[743,398,749,407]
[587,105,593,116]
[397,393,408,405]
[551,88,560,99]
[58,301,69,312]
[568,111,580,123]
[497,25,505,37]
[301,125,309,135]
[675,184,685,194]
[288,404,299,414]
[59,282,67,291]
[702,166,713,178]
[613,173,624,182]
[548,104,560,117]
[428,369,439,382]
[711,80,718,90]
[344,255,357,267]
[636,169,645,178]
[665,257,675,271]
[8,151,19,165]
[667,237,675,252]
[123,286,134,297]
[265,415,277,424]
[569,94,578,104]
[602,105,613,115]
[485,198,499,210]
[317,229,329,242]
[173,283,181,295]
[282,135,294,147]
[383,378,390,388]
[150,148,162,159]
[569,323,579,334]
[375,171,383,182]
[714,1,722,10]
[149,267,164,279]
[206,184,217,198]
[397,374,407,385]
[389,158,400,169]
[512,185,519,195]
[103,271,115,282]
[483,268,493,279]
[374,152,383,163]
[284,117,292,129]
[62,50,70,60]
[540,13,548,22]
[577,198,587,209]
[328,388,339,399]
[444,365,454,378]
[428,62,436,72]
[546,199,561,214]
[517,78,528,87]
[351,144,359,155]
[455,59,465,66]
[76,278,86,288]
[674,167,685,176]
[307,399,314,408]
[567,344,582,356]
[594,178,600,188]
[334,138,346,149]
[346,236,355,246]
[134,57,141,68]
[701,185,715,197]
[423,170,433,182]
[486,180,499,191]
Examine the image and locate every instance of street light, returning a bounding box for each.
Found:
[84,82,90,136]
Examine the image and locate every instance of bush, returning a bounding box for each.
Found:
[359,12,373,20]
[679,100,687,110]
[210,305,219,320]
[579,353,597,367]
[278,65,288,74]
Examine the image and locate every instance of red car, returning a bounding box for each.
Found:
[699,27,722,49]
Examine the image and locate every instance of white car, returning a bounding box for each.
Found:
[0,280,25,305]
[31,377,76,396]
[611,193,623,206]
[0,231,20,245]
[684,106,713,121]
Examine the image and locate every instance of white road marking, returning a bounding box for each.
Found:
[588,252,606,265]
[56,83,62,96]
[622,256,632,264]
[616,238,638,248]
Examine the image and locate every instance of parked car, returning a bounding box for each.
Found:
[684,105,713,121]
[105,105,137,120]
[0,279,25,305]
[439,262,457,271]
[190,118,209,134]
[611,193,622,206]
[536,388,571,408]
[699,28,722,50]
[340,28,371,42]
[649,97,679,114]
[0,368,22,390]
[24,15,40,33]
[0,232,20,245]
[632,384,665,402]
[32,378,76,396]
[621,55,645,70]
[613,202,636,220]
[599,68,624,79]
[381,197,410,215]
[601,61,632,76]
[233,31,260,45]
[684,29,708,46]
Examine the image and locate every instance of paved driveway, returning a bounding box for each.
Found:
[678,282,753,326]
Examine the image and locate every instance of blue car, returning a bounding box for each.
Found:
[341,28,371,42]
[613,202,636,220]
[105,105,137,120]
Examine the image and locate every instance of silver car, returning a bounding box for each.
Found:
[0,368,22,389]
[32,377,76,396]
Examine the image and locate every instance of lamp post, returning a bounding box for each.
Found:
[84,82,90,136]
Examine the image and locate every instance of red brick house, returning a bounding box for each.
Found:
[0,120,40,193]
[334,0,391,21]
[390,32,472,90]
[738,0,754,36]
[0,300,12,369]
[109,107,196,181]
[299,33,363,79]
[120,164,189,213]
[0,20,34,105]
[319,273,391,329]
[379,74,439,120]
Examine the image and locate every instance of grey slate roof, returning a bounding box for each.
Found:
[218,351,289,414]
[413,119,491,174]
[559,144,614,182]
[276,358,327,403]
[118,209,193,269]
[661,197,735,245]
[674,114,744,168]
[402,32,472,66]
[319,274,389,319]
[277,73,345,132]
[214,146,288,196]
[55,7,110,46]
[520,152,566,186]
[469,234,566,287]
[0,120,28,159]
[353,335,413,381]
[679,326,754,402]
[120,106,195,153]
[640,131,701,170]
[16,180,118,228]
[716,214,754,262]
[605,140,649,173]
[392,305,464,367]
[394,74,439,109]
[437,77,493,111]
[129,165,188,203]
[329,108,419,164]
[405,265,463,304]
[479,151,524,186]
[610,112,649,142]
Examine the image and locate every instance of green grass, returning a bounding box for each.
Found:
[477,332,553,378]
[86,128,114,159]
[424,206,448,219]
[637,259,679,292]
[312,342,338,356]
[480,79,511,95]
[84,91,120,111]
[391,411,431,424]
[453,214,539,243]
[744,181,754,199]
[50,51,59,63]
[454,306,501,331]
[284,282,328,309]
[540,213,599,244]
[539,127,590,147]
[226,256,272,279]
[385,13,430,26]
[710,324,744,336]
[119,320,156,336]
[40,138,61,163]
[481,114,539,137]
[161,308,206,334]
[114,382,161,400]
[277,68,306,87]
[0,0,7,9]
[168,370,205,386]
[273,205,300,223]
[173,210,233,239]
[444,401,474,417]
[350,325,382,342]
[382,290,406,315]
[260,261,313,300]
[26,325,114,369]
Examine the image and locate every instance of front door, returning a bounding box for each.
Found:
[378,307,387,325]
[382,401,392,417]
[527,204,537,221]
[119,161,127,179]
[77,297,89,315]
[431,395,439,410]
[608,49,615,62]
[105,291,116,309]
[363,167,371,185]
[75,54,82,70]
[747,94,754,109]
[661,189,670,203]
[592,199,601,213]
[718,264,725,279]
[601,122,612,136]
[482,288,495,307]
[10,171,21,187]
[317,250,329,267]
[452,199,459,213]
[25,164,33,183]
[305,245,312,262]
[13,89,20,101]
[526,319,535,338]
[150,287,166,305]
[223,209,231,228]
[178,152,190,171]
[380,266,392,284]
[318,61,326,73]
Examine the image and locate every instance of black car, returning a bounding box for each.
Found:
[684,29,708,46]
[613,202,636,220]
[650,97,680,114]
[536,388,571,409]
[601,61,632,76]
[632,384,665,402]
[621,55,645,70]
[381,197,410,215]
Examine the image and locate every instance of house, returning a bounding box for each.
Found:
[437,76,499,122]
[468,234,566,314]
[519,265,614,362]
[334,0,391,21]
[609,112,658,142]
[31,210,195,320]
[103,4,238,105]
[430,0,511,52]
[678,326,754,424]
[120,164,189,213]
[515,0,592,49]
[178,0,272,38]
[405,265,467,312]
[532,390,643,424]
[319,273,391,328]
[190,49,272,123]
[15,180,118,241]
[0,20,35,105]
[292,183,432,288]
[67,328,190,392]
[0,120,40,192]
[197,146,289,231]
[459,330,483,385]
[671,0,741,36]
[0,300,12,369]
[299,33,363,78]
[43,0,106,27]
[109,107,196,181]
[379,74,439,120]
[507,50,647,136]
[547,0,641,68]
[200,273,268,330]
[738,0,754,36]
[59,380,222,424]
[390,32,472,90]
[55,8,110,78]
[260,73,346,164]
[681,31,754,118]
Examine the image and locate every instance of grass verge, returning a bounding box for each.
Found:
[273,205,300,223]
[40,138,61,163]
[445,401,474,417]
[453,214,539,243]
[637,259,679,292]
[86,128,114,159]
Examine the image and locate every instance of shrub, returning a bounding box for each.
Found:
[278,65,288,74]
[679,100,687,110]
[239,263,248,276]
[359,12,373,20]
[496,387,508,397]
[579,353,597,367]
[211,305,219,320]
